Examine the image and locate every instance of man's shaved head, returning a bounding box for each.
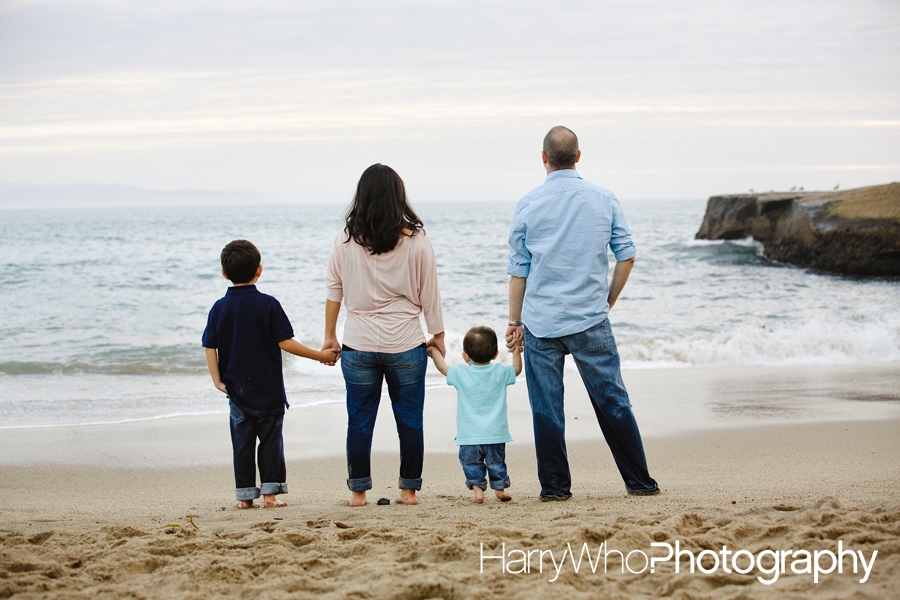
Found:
[543,126,579,169]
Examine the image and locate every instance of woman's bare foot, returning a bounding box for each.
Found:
[237,500,253,509]
[396,488,418,505]
[349,491,367,507]
[472,487,485,503]
[263,494,286,508]
[495,490,512,502]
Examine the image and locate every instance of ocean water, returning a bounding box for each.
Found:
[1,200,898,428]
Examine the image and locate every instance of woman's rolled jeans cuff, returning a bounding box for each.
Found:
[347,476,372,492]
[399,477,422,491]
[347,476,422,492]
[235,483,287,501]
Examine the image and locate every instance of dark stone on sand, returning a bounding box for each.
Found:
[695,182,900,276]
[377,497,390,505]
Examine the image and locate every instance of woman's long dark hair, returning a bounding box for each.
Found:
[344,164,423,255]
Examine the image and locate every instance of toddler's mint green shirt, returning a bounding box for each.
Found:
[446,363,517,445]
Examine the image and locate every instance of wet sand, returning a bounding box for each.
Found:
[1,364,898,598]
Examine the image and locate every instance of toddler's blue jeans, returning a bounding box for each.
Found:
[459,443,510,490]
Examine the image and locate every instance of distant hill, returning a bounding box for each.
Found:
[0,183,274,210]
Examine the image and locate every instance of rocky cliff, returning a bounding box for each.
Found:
[695,182,900,276]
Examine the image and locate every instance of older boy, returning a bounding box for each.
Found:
[203,239,337,508]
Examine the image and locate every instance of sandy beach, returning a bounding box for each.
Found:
[2,363,899,599]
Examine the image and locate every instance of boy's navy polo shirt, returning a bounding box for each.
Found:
[202,285,294,417]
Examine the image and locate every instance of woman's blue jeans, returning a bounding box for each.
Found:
[523,319,658,497]
[341,345,428,492]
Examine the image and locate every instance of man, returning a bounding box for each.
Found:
[506,125,659,501]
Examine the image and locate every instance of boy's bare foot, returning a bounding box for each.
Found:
[472,487,485,503]
[237,500,253,509]
[396,488,418,505]
[349,491,367,507]
[263,494,286,508]
[495,490,512,502]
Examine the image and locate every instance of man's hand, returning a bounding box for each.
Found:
[213,380,227,394]
[507,276,526,352]
[607,257,635,311]
[505,325,523,352]
[320,338,341,366]
[427,332,446,358]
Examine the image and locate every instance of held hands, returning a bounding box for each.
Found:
[426,332,446,358]
[505,325,524,352]
[427,343,449,376]
[320,338,341,366]
[319,348,340,365]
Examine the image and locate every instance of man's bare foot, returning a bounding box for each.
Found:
[263,494,286,508]
[472,487,485,503]
[349,491,367,507]
[237,500,253,509]
[495,490,512,502]
[396,488,418,505]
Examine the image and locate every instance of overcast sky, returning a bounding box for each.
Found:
[1,0,898,203]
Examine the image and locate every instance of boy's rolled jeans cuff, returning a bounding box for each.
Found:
[399,477,422,491]
[236,487,260,501]
[347,476,372,492]
[260,482,288,496]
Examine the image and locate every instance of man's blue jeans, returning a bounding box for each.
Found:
[229,399,288,501]
[524,319,658,497]
[341,345,428,492]
[459,443,510,490]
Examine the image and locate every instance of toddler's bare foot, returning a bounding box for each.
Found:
[349,491,367,507]
[263,494,286,508]
[396,488,418,505]
[472,487,485,503]
[495,490,512,502]
[237,500,253,509]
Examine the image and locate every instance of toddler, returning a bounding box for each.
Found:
[428,326,521,503]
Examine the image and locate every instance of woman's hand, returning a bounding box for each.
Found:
[426,332,446,358]
[320,338,341,366]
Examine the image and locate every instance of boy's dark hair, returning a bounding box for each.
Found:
[463,326,498,364]
[221,239,261,284]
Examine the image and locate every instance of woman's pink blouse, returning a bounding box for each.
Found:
[326,230,444,353]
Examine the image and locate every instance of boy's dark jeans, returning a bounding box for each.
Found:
[229,399,287,501]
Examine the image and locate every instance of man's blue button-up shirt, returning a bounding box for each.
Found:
[507,169,636,339]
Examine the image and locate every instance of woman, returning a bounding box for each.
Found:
[323,164,445,507]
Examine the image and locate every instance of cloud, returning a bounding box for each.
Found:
[0,0,897,199]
